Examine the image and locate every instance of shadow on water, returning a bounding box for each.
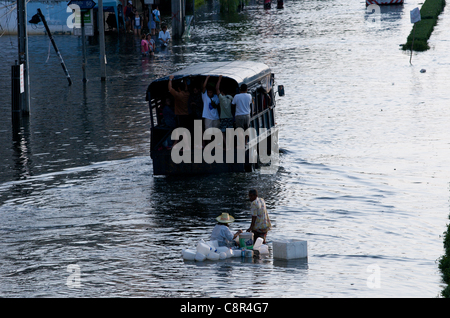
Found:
[148,171,281,231]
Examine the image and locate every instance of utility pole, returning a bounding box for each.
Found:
[171,0,184,39]
[81,10,87,82]
[67,1,96,82]
[98,0,106,81]
[36,9,72,85]
[17,0,30,115]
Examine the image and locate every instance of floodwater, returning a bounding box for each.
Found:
[1,0,449,297]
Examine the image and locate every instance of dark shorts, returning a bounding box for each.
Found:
[235,114,250,131]
[219,117,234,132]
[252,230,268,244]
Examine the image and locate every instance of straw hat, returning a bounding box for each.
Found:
[216,213,235,224]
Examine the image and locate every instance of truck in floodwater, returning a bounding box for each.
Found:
[146,61,282,176]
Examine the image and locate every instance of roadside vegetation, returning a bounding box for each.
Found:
[194,0,206,9]
[439,216,450,297]
[219,0,248,12]
[401,0,446,51]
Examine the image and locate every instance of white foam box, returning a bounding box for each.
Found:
[273,239,307,260]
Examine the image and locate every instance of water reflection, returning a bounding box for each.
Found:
[273,257,308,270]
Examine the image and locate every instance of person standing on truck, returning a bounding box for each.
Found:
[168,75,190,129]
[232,83,252,131]
[216,75,234,150]
[232,83,252,146]
[201,75,220,147]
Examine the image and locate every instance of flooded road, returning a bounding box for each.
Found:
[1,0,449,297]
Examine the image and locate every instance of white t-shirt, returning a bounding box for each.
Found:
[232,93,252,116]
[158,30,170,42]
[202,91,220,120]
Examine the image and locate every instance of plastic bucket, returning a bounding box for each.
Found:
[239,232,254,250]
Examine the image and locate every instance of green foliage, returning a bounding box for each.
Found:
[218,0,247,12]
[194,0,206,10]
[401,0,446,52]
[421,0,446,18]
[439,216,450,297]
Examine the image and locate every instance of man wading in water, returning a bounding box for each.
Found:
[247,189,271,243]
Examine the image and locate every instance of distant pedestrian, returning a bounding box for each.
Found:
[149,8,156,35]
[158,24,170,47]
[134,11,142,37]
[247,189,271,244]
[146,34,155,55]
[141,34,149,56]
[152,5,160,31]
[125,1,134,33]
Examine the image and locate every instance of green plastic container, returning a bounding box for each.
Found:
[239,232,254,250]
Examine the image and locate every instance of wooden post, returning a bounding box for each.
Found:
[98,0,107,81]
[11,61,21,124]
[37,8,72,86]
[171,0,184,39]
[410,23,416,65]
[81,10,87,82]
[17,0,30,115]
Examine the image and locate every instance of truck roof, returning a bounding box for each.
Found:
[147,61,272,96]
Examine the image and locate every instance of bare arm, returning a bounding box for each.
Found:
[247,216,256,232]
[202,75,210,94]
[168,75,176,94]
[216,75,222,96]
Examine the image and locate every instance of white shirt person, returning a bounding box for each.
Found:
[158,24,170,46]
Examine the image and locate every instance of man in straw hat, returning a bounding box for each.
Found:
[210,213,242,247]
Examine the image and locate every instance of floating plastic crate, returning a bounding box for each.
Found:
[273,239,307,260]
